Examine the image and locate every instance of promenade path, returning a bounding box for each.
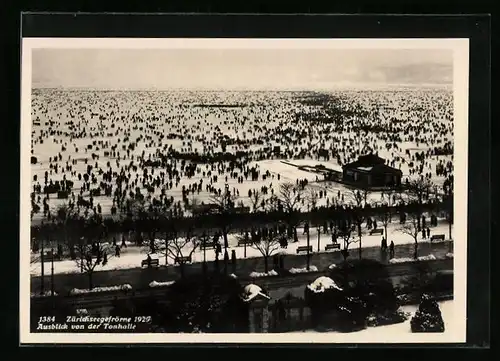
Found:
[31,240,453,295]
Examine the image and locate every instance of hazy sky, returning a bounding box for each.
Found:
[32,48,453,90]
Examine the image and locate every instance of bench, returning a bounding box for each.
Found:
[325,243,341,251]
[430,234,445,242]
[237,239,254,247]
[296,246,312,254]
[174,256,192,264]
[369,228,384,235]
[200,242,215,250]
[42,251,61,261]
[141,258,160,268]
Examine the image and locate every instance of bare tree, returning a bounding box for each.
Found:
[197,231,212,273]
[74,241,115,290]
[278,182,304,243]
[306,187,319,211]
[376,190,396,239]
[163,227,200,278]
[72,214,114,289]
[337,219,358,261]
[265,194,281,213]
[443,175,454,242]
[345,189,371,259]
[398,213,420,259]
[250,189,263,212]
[209,186,237,251]
[406,177,434,206]
[252,233,282,273]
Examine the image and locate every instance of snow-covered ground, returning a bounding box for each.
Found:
[289,300,454,336]
[30,89,453,219]
[30,220,453,276]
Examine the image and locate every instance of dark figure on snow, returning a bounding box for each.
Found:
[146,254,152,268]
[273,254,279,270]
[389,241,395,258]
[115,245,121,257]
[214,250,220,271]
[381,237,387,251]
[427,228,431,238]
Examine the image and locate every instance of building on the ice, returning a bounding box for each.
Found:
[342,154,402,188]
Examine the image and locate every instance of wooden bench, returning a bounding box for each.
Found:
[237,239,254,247]
[200,242,215,250]
[296,246,312,254]
[369,228,384,236]
[174,256,192,264]
[42,251,61,261]
[141,258,160,268]
[430,234,445,242]
[325,243,341,251]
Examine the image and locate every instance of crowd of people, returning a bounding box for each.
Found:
[30,89,454,224]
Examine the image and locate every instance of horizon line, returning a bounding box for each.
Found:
[32,84,453,92]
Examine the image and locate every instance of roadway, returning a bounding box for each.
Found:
[31,258,453,310]
[31,240,453,295]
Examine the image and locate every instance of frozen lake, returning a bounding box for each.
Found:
[30,89,454,221]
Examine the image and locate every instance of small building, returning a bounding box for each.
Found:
[342,154,402,188]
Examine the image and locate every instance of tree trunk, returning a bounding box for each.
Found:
[244,230,248,258]
[413,239,418,260]
[149,231,156,253]
[264,256,269,273]
[223,226,229,249]
[79,245,84,273]
[293,226,299,243]
[317,226,321,252]
[179,262,185,278]
[88,271,93,290]
[357,223,362,260]
[40,240,45,294]
[306,228,310,271]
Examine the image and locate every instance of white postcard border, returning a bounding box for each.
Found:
[20,37,469,344]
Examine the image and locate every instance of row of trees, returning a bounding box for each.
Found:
[32,176,453,290]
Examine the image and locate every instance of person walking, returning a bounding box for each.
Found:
[381,236,387,251]
[231,250,237,274]
[389,241,395,259]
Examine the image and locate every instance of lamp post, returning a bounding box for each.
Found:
[40,238,45,294]
[51,246,55,297]
[317,224,321,253]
